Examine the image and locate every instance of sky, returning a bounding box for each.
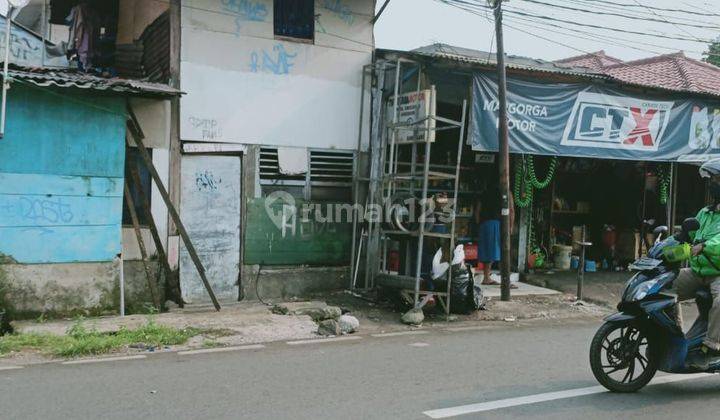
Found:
[374,0,720,62]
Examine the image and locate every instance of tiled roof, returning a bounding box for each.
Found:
[602,52,720,96]
[4,65,180,97]
[554,50,624,71]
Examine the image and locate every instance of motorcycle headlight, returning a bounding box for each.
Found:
[631,279,659,301]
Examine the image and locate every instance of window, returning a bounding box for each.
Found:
[273,0,314,41]
[122,147,152,226]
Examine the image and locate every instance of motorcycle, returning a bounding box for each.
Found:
[590,217,720,393]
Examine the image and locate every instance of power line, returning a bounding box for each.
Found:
[518,0,720,30]
[447,0,716,44]
[550,0,720,27]
[580,0,720,17]
[437,0,720,94]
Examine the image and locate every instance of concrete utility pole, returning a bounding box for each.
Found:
[492,0,512,301]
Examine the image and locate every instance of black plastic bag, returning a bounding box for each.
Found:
[449,264,485,314]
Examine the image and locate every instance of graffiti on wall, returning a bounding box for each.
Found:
[321,0,354,25]
[0,196,74,224]
[249,44,297,75]
[220,0,268,33]
[195,170,223,192]
[189,117,222,140]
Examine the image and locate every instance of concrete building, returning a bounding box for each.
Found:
[174,0,374,303]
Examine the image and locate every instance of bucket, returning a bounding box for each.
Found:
[553,245,573,270]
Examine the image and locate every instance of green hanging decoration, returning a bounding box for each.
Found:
[658,164,671,205]
[513,155,557,209]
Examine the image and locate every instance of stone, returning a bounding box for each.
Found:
[294,306,342,321]
[401,308,424,325]
[338,315,359,334]
[317,319,341,336]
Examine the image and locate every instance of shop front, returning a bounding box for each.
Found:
[470,71,715,273]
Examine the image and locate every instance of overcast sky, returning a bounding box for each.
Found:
[375,0,720,62]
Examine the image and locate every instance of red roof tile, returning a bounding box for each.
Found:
[601,52,720,96]
[554,50,624,71]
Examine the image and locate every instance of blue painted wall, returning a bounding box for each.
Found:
[0,84,126,263]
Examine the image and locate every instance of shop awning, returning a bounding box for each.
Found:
[470,71,720,163]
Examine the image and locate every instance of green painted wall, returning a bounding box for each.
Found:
[244,198,352,265]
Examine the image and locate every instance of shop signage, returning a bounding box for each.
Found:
[386,89,436,143]
[471,72,720,162]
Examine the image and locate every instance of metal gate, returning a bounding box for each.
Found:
[179,155,242,302]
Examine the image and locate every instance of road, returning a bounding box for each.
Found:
[1,318,719,419]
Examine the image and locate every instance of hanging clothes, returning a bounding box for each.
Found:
[66,4,98,71]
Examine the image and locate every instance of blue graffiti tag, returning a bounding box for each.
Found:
[322,0,354,25]
[250,44,297,75]
[221,0,268,33]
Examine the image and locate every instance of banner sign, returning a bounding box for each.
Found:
[470,72,720,162]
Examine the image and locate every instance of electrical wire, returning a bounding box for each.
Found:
[447,0,716,44]
[518,0,720,30]
[581,0,720,17]
[437,0,720,94]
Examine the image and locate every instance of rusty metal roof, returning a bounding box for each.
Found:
[380,43,608,79]
[5,66,180,97]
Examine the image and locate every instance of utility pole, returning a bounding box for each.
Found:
[492,0,512,301]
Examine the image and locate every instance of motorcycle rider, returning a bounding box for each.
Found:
[679,159,720,369]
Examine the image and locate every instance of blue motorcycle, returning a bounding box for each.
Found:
[590,217,720,392]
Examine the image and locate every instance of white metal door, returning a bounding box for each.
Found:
[179,155,241,302]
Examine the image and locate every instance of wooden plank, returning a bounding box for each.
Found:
[124,181,161,310]
[126,107,221,311]
[0,173,123,197]
[0,225,121,263]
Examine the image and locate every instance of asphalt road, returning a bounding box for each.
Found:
[1,319,719,420]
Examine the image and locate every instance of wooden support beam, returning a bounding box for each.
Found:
[123,181,161,310]
[128,163,183,307]
[126,104,221,311]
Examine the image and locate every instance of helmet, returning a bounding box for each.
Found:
[699,158,720,178]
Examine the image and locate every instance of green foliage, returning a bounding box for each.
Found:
[0,318,199,358]
[703,39,720,67]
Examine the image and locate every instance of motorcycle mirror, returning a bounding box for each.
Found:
[652,225,668,235]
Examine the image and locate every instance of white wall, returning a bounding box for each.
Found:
[180,0,373,150]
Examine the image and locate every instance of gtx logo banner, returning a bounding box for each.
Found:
[561,92,673,151]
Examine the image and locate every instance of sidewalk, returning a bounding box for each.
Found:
[3,283,608,365]
[524,271,627,307]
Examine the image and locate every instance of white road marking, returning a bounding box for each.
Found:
[0,365,23,371]
[423,373,713,418]
[445,326,496,333]
[371,330,429,338]
[409,342,430,347]
[286,336,362,345]
[178,345,265,355]
[62,355,147,365]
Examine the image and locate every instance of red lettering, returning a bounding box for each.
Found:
[623,107,658,146]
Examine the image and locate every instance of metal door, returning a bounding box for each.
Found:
[179,155,241,302]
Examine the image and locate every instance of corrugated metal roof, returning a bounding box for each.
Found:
[382,43,607,79]
[5,66,180,97]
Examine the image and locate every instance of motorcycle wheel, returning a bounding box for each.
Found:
[590,322,658,393]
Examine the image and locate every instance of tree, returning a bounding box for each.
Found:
[703,37,720,67]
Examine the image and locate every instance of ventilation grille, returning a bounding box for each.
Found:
[259,148,354,186]
[310,150,354,185]
[259,148,306,184]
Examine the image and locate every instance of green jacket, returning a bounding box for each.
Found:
[690,206,720,276]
